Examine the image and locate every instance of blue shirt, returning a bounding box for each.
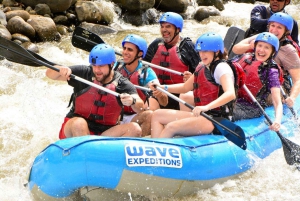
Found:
[119,61,160,86]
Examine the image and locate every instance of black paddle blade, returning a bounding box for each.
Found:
[71,26,103,52]
[27,50,57,66]
[277,132,300,166]
[0,37,40,66]
[224,26,245,59]
[214,118,247,150]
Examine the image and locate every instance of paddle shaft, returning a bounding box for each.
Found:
[242,85,293,151]
[0,42,120,97]
[156,86,242,139]
[72,27,184,76]
[134,85,151,92]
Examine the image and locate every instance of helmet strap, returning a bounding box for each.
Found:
[165,29,180,45]
[124,52,140,66]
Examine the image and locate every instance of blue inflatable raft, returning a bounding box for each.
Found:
[27,103,299,200]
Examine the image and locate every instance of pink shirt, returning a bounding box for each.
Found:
[275,44,300,72]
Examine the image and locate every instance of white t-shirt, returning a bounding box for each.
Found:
[213,62,235,84]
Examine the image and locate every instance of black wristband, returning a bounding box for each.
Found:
[131,97,136,105]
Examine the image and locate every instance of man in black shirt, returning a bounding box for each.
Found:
[245,0,299,44]
[46,44,143,139]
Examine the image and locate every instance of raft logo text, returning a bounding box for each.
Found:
[125,144,183,168]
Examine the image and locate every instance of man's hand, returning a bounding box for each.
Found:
[120,93,135,106]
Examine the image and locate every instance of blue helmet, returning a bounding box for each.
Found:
[122,34,148,58]
[268,12,294,32]
[159,12,183,32]
[255,32,279,53]
[89,44,116,66]
[195,32,224,53]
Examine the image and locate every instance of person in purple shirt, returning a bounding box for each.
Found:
[232,32,282,132]
[245,0,299,45]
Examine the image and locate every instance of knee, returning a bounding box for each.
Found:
[144,110,153,121]
[164,123,177,134]
[152,109,163,119]
[130,122,142,137]
[72,118,88,130]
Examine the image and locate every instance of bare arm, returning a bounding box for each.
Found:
[270,87,283,131]
[286,68,300,107]
[191,73,236,116]
[45,65,71,81]
[232,35,257,55]
[120,93,144,114]
[205,74,236,111]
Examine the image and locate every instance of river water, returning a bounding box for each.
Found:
[0,1,300,201]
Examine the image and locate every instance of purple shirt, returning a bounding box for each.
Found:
[261,67,281,91]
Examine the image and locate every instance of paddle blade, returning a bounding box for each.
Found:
[71,26,103,52]
[214,118,247,150]
[278,133,300,166]
[0,37,40,66]
[224,26,245,59]
[28,50,57,66]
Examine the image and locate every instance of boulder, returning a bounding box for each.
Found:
[7,16,35,39]
[27,15,61,41]
[20,0,73,13]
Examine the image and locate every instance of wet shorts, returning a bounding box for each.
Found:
[59,117,98,139]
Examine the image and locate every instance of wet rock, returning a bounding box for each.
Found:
[6,16,35,39]
[12,39,22,45]
[2,0,19,7]
[75,1,102,24]
[34,3,51,16]
[53,15,69,25]
[27,15,61,41]
[0,24,12,40]
[5,10,30,21]
[235,0,255,3]
[194,6,221,22]
[11,33,30,42]
[2,7,12,13]
[21,41,39,53]
[21,0,73,13]
[0,10,7,26]
[123,11,144,26]
[154,0,189,13]
[196,0,225,11]
[112,0,155,11]
[75,1,115,25]
[56,24,69,35]
[143,8,159,24]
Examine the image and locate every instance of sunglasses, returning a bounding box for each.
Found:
[271,0,285,2]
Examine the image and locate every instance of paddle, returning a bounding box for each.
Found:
[0,37,154,99]
[224,26,245,59]
[155,86,247,150]
[72,26,184,76]
[243,85,300,166]
[0,36,119,97]
[280,86,297,119]
[0,39,56,67]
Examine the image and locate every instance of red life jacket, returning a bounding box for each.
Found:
[74,79,121,126]
[151,42,188,84]
[233,53,283,102]
[193,64,219,107]
[193,61,236,117]
[286,35,300,57]
[118,65,147,114]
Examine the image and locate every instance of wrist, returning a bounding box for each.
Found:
[131,97,136,105]
[164,85,168,91]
